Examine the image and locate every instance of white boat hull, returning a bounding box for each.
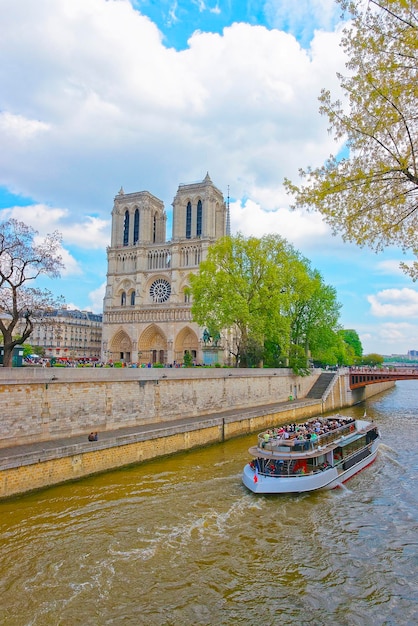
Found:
[242,439,380,494]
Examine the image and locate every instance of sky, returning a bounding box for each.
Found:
[0,0,417,357]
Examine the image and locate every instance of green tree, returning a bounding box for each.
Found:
[286,266,342,369]
[263,339,287,368]
[190,234,342,371]
[21,343,35,360]
[0,219,64,367]
[190,234,294,367]
[285,0,418,278]
[361,353,384,367]
[312,329,353,367]
[183,350,193,367]
[245,337,265,368]
[339,329,363,358]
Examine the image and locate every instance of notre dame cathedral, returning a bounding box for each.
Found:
[101,173,230,365]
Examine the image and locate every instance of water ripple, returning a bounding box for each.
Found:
[0,381,418,625]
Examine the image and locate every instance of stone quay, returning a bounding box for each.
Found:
[0,368,394,499]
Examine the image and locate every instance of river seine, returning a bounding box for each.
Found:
[0,380,417,626]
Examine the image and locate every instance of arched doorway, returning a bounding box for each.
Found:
[109,330,133,363]
[174,327,199,365]
[138,325,168,365]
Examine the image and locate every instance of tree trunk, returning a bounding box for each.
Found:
[2,346,13,368]
[1,328,15,368]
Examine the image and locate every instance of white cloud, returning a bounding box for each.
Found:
[0,205,108,278]
[0,0,346,220]
[209,4,221,15]
[375,259,415,276]
[376,322,418,353]
[0,112,49,141]
[0,205,82,276]
[1,205,67,233]
[88,282,107,313]
[359,321,418,355]
[368,288,418,318]
[379,322,415,341]
[1,205,110,250]
[194,0,210,12]
[230,198,329,246]
[59,217,111,250]
[58,248,83,277]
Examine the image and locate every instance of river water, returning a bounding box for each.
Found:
[0,381,417,626]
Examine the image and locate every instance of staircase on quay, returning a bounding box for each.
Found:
[305,372,337,400]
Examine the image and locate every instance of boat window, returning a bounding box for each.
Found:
[312,454,327,467]
[339,434,367,455]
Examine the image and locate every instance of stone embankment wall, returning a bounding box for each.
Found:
[0,367,319,449]
[0,368,395,499]
[0,402,324,500]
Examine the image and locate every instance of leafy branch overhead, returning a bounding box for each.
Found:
[284,0,418,278]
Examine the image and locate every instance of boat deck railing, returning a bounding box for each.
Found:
[257,421,356,454]
[252,439,375,479]
[253,459,331,479]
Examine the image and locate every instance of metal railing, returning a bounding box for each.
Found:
[257,420,356,453]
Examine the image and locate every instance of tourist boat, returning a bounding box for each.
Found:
[242,414,380,494]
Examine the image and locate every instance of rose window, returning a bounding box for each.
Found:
[150,279,171,303]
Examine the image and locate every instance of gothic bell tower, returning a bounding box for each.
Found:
[110,187,167,247]
[172,172,227,242]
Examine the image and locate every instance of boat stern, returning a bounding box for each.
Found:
[242,462,340,494]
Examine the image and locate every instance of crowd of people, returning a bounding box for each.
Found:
[260,416,356,450]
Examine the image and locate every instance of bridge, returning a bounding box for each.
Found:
[349,367,418,389]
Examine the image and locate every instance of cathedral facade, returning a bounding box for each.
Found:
[101,174,229,365]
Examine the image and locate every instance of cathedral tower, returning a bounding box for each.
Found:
[101,175,227,365]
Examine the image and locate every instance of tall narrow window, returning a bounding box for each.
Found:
[196,199,202,237]
[121,291,126,306]
[130,291,135,305]
[123,211,129,246]
[153,214,157,243]
[133,209,139,244]
[186,201,192,239]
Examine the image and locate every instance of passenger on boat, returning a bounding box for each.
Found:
[261,432,270,448]
[276,428,290,440]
